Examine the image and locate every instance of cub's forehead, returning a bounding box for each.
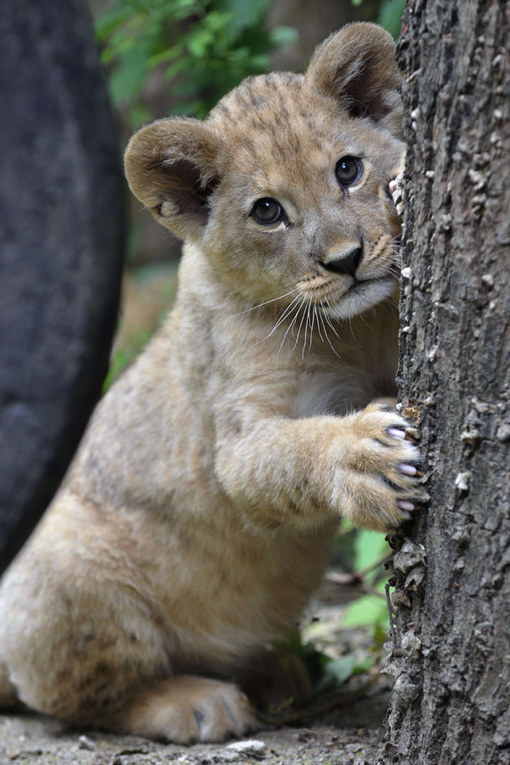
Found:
[209,73,357,179]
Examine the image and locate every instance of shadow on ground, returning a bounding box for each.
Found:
[0,687,387,765]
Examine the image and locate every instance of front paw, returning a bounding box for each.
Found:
[332,402,428,532]
[389,172,404,217]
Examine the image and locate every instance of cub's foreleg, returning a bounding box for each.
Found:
[216,402,426,532]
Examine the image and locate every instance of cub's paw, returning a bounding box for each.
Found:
[334,402,428,532]
[120,676,257,744]
[389,172,405,217]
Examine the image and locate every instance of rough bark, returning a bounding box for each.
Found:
[384,1,510,763]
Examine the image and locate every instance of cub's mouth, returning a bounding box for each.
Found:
[295,246,400,320]
[324,273,398,319]
[348,276,384,293]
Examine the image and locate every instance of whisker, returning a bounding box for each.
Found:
[235,287,299,316]
[302,301,310,358]
[314,304,324,342]
[277,296,305,361]
[290,298,308,357]
[357,310,372,330]
[322,297,341,338]
[308,303,315,351]
[317,306,342,359]
[382,294,399,311]
[301,300,314,359]
[347,315,356,342]
[267,294,302,337]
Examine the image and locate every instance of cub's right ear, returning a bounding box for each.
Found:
[124,118,222,241]
[306,23,402,137]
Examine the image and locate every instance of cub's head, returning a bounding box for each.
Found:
[125,23,404,319]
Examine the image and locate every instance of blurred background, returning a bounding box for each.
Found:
[88,0,404,384]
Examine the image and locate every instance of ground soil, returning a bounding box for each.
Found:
[0,694,386,765]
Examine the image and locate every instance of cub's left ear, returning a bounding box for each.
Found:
[305,22,402,135]
[124,117,222,242]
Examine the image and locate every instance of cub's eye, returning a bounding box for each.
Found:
[335,156,363,187]
[251,198,284,225]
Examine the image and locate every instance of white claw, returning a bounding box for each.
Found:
[390,172,405,214]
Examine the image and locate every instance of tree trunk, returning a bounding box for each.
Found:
[384,1,510,763]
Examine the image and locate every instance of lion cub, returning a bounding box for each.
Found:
[0,23,425,744]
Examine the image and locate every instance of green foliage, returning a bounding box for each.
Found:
[376,0,405,39]
[316,653,372,693]
[351,0,405,39]
[341,590,388,629]
[277,626,372,695]
[342,528,389,630]
[284,526,390,696]
[95,0,298,125]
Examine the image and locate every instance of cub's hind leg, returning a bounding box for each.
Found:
[111,675,257,744]
[0,659,24,710]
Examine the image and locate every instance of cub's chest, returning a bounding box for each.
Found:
[291,365,380,418]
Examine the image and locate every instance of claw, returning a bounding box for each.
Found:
[404,427,421,442]
[399,463,417,477]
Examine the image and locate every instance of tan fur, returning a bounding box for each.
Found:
[0,23,425,743]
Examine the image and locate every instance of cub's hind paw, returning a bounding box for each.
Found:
[118,676,257,744]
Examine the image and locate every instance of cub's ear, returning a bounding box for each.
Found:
[305,22,402,135]
[124,118,222,241]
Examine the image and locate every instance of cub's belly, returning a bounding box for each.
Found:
[155,520,336,672]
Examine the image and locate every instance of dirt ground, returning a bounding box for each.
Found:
[0,690,387,765]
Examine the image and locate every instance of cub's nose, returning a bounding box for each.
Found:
[320,245,363,276]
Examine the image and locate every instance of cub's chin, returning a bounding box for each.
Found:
[327,276,398,320]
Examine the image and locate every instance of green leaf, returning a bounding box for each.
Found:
[109,46,150,104]
[342,592,389,629]
[148,43,182,67]
[216,0,269,34]
[95,0,298,119]
[186,26,215,57]
[244,53,269,71]
[353,529,389,579]
[323,655,356,685]
[269,26,299,48]
[95,6,135,42]
[163,58,189,81]
[315,654,373,692]
[377,0,406,39]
